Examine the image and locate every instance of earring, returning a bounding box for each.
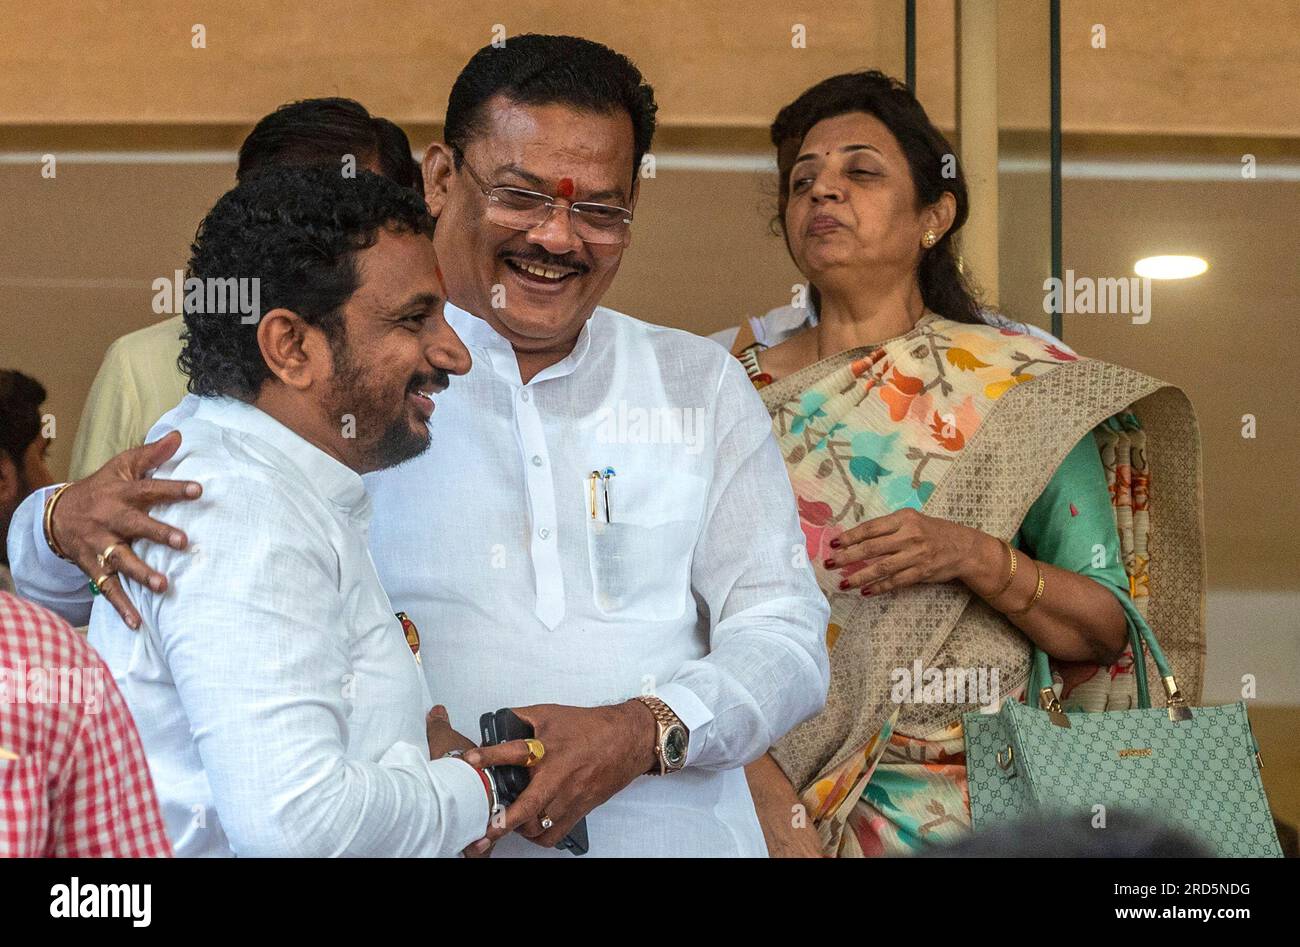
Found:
[922,229,938,248]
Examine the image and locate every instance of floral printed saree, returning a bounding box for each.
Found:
[741,313,1204,856]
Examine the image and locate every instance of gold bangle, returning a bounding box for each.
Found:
[42,482,75,562]
[992,541,1017,599]
[1010,560,1045,617]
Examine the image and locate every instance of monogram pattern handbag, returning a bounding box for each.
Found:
[963,621,1282,857]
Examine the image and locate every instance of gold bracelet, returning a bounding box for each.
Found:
[1010,560,1045,617]
[42,483,75,562]
[992,541,1017,599]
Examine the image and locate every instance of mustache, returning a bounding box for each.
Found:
[408,369,450,395]
[498,247,591,274]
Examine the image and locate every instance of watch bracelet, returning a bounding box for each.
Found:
[635,694,685,774]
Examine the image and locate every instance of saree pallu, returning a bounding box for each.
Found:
[753,315,1205,856]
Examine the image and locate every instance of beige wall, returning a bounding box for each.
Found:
[4,145,1298,594]
[4,1,1299,134]
[0,0,905,126]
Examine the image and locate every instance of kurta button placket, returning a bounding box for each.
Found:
[514,383,564,628]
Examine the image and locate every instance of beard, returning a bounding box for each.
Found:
[324,339,433,473]
[369,410,431,470]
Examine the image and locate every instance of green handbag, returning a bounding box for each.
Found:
[963,619,1282,857]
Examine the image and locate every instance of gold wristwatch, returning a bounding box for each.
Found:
[635,695,688,775]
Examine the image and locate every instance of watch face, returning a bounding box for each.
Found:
[664,725,688,767]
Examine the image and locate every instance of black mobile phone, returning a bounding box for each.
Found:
[479,708,589,856]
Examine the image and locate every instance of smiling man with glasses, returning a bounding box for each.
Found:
[378,35,829,856]
[12,34,830,858]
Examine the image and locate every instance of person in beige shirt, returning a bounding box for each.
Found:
[69,316,187,479]
[68,96,424,479]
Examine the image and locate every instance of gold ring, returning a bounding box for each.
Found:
[523,738,545,767]
[539,815,554,830]
[98,543,121,570]
[94,573,114,592]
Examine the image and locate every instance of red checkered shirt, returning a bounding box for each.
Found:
[0,591,171,856]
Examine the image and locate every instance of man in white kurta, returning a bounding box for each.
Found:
[91,397,491,856]
[366,301,829,856]
[78,166,503,857]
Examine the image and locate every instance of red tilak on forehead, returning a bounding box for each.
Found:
[556,176,575,198]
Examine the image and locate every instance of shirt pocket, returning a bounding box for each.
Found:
[583,469,709,622]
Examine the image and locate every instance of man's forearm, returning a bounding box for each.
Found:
[660,602,830,771]
[211,744,491,858]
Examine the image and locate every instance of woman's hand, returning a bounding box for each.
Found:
[744,753,825,858]
[824,507,1001,596]
[828,510,1128,664]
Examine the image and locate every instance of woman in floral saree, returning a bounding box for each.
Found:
[736,71,1205,857]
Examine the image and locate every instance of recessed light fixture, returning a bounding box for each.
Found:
[1134,255,1208,280]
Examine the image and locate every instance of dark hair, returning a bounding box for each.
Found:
[771,70,982,324]
[238,97,423,196]
[179,166,436,399]
[0,369,46,467]
[444,33,657,182]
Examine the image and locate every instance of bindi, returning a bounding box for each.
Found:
[556,176,575,199]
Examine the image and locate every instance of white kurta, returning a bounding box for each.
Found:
[364,304,829,857]
[85,397,490,857]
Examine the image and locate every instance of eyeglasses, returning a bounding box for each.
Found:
[457,158,633,246]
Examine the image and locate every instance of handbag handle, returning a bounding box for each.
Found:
[1025,610,1190,720]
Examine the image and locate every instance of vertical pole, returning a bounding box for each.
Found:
[905,0,917,91]
[1050,0,1063,340]
[956,0,1000,307]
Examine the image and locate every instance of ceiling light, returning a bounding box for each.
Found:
[1134,255,1208,280]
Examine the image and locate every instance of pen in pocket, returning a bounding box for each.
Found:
[587,468,616,523]
[601,467,615,523]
